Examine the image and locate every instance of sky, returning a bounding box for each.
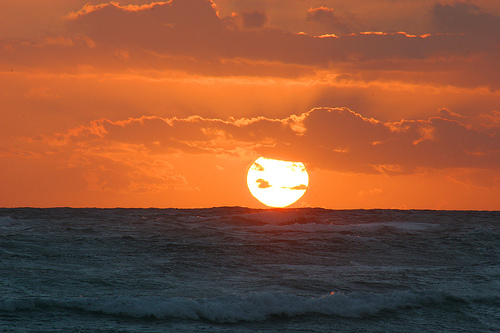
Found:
[1,0,499,209]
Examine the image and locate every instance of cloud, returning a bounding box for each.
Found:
[279,107,499,174]
[306,6,354,35]
[66,0,225,58]
[439,108,465,120]
[431,1,500,37]
[289,184,307,190]
[1,0,497,92]
[256,179,271,188]
[251,161,265,171]
[25,107,498,183]
[59,0,496,66]
[65,2,171,20]
[239,10,268,29]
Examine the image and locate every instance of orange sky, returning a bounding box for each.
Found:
[1,0,499,209]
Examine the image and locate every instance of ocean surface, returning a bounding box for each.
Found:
[0,208,499,332]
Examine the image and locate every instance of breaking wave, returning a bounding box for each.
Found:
[0,290,467,323]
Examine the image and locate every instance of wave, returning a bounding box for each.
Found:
[0,290,469,323]
[239,210,307,225]
[0,216,17,227]
[0,216,33,235]
[218,210,438,234]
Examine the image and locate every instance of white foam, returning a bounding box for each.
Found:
[74,291,455,321]
[0,290,456,322]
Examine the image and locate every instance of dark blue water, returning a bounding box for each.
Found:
[1,208,499,332]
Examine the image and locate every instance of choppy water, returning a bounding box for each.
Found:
[1,208,499,332]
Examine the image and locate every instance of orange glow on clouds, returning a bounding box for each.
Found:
[0,0,499,209]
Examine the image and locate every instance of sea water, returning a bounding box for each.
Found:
[0,208,498,332]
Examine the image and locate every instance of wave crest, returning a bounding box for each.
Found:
[0,290,464,323]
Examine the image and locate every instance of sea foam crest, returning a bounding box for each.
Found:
[0,216,17,227]
[0,291,459,323]
[0,216,29,234]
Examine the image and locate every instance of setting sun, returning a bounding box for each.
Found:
[247,157,309,208]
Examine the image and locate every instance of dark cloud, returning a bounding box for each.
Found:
[251,162,265,171]
[289,184,307,190]
[306,6,354,35]
[1,0,497,92]
[431,1,500,38]
[61,0,497,66]
[439,108,465,121]
[67,0,226,59]
[257,107,499,174]
[240,10,268,29]
[34,107,499,177]
[256,178,270,188]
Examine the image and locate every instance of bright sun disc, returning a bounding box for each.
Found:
[247,157,309,208]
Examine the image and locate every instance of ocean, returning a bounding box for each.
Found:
[0,208,498,332]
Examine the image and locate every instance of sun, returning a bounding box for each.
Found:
[247,157,309,208]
